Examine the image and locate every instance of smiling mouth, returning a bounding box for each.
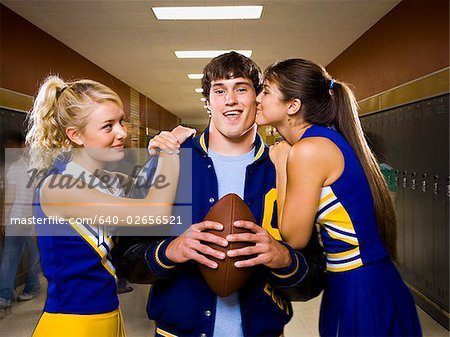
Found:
[223,110,242,117]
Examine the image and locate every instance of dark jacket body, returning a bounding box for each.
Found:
[115,128,325,337]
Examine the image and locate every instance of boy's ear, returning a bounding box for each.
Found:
[287,98,302,116]
[66,127,83,146]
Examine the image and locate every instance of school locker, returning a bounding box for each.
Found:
[360,94,449,327]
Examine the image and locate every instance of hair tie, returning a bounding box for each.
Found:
[56,86,68,100]
[329,79,335,90]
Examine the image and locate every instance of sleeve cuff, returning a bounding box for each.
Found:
[269,242,309,287]
[145,237,178,277]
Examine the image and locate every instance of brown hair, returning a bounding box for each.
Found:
[202,51,263,99]
[265,58,398,260]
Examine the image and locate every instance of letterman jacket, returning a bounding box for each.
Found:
[115,127,325,337]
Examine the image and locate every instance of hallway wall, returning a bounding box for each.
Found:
[0,4,180,145]
[326,0,449,329]
[326,0,449,107]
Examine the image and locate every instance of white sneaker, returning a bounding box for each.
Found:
[0,298,12,318]
[0,298,12,307]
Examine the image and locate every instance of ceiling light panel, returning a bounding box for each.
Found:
[188,74,204,79]
[176,50,252,58]
[152,6,263,20]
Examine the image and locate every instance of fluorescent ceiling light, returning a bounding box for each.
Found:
[188,74,204,79]
[152,6,263,20]
[200,98,207,101]
[194,88,204,93]
[176,50,252,58]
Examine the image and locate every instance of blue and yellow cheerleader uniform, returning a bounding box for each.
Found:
[32,160,126,337]
[301,125,421,337]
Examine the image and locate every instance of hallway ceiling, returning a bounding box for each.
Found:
[1,0,400,124]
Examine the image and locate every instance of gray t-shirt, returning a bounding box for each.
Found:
[208,147,254,337]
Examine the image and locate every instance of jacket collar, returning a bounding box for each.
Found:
[192,125,268,163]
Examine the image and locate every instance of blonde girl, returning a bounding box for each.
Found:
[27,75,186,337]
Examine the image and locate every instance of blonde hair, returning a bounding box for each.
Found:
[26,75,123,172]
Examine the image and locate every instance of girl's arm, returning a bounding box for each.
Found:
[280,137,343,249]
[103,170,133,188]
[148,126,196,154]
[40,152,180,227]
[269,141,291,227]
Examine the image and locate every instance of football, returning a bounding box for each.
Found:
[199,193,256,297]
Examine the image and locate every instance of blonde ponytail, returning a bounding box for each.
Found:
[26,75,123,173]
[26,76,71,172]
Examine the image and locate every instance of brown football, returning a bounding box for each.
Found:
[199,193,256,297]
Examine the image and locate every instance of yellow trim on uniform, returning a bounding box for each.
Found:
[327,259,363,272]
[199,133,207,153]
[261,188,282,240]
[327,246,360,259]
[68,219,116,278]
[318,203,357,234]
[155,241,176,269]
[32,309,125,337]
[156,327,178,337]
[253,140,265,162]
[326,228,359,246]
[271,254,299,279]
[319,191,335,205]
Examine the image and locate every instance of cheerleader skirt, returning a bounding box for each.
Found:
[319,257,422,337]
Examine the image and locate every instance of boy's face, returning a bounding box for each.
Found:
[207,77,257,140]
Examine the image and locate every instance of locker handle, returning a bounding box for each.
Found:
[402,171,408,188]
[421,173,427,192]
[411,172,416,190]
[433,175,439,195]
[394,170,399,185]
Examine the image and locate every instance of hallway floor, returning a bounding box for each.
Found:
[0,278,448,336]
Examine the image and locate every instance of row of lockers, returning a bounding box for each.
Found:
[360,94,449,327]
[362,94,448,182]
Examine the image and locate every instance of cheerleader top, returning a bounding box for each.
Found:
[300,125,389,272]
[35,159,121,314]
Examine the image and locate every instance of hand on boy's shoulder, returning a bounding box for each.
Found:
[269,140,291,169]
